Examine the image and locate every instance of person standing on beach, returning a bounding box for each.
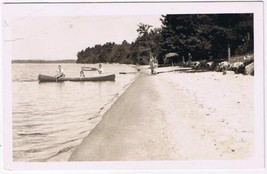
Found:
[149,58,155,74]
[188,52,192,63]
[149,52,157,75]
[97,64,104,75]
[56,65,65,79]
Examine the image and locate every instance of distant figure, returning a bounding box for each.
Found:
[149,58,154,74]
[80,70,85,77]
[188,53,192,63]
[97,64,104,75]
[149,55,157,75]
[56,65,65,79]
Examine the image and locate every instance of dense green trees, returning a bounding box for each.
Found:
[159,14,253,62]
[76,14,253,64]
[76,23,160,64]
[134,23,161,64]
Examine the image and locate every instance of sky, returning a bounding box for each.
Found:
[2,2,259,60]
[2,4,162,60]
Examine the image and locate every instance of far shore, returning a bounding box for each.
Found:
[69,66,253,161]
[12,59,76,64]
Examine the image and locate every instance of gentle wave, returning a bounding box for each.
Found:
[12,63,138,161]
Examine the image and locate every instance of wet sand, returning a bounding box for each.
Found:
[69,67,253,161]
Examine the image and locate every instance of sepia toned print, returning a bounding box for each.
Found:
[2,2,264,170]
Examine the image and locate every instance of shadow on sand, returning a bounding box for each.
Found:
[156,68,211,74]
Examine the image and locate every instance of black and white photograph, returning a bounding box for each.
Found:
[1,1,265,172]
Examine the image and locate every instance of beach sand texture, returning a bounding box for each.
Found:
[69,67,253,161]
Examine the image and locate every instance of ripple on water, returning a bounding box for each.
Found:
[12,63,138,161]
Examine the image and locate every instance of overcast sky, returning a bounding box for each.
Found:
[3,2,258,60]
[2,4,162,60]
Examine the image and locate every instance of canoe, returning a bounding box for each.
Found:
[81,67,97,71]
[38,74,115,82]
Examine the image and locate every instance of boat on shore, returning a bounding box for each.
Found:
[38,74,115,82]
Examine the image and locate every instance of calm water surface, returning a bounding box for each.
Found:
[12,63,137,161]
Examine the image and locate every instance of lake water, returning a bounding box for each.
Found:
[12,63,138,162]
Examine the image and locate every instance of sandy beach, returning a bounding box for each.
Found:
[69,67,254,161]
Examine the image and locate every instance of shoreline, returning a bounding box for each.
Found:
[69,66,253,161]
[47,65,140,162]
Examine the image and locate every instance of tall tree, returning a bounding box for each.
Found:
[135,23,161,64]
[76,14,253,64]
[159,14,253,61]
[159,14,212,61]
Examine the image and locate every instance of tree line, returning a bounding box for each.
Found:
[76,14,253,64]
[12,59,76,64]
